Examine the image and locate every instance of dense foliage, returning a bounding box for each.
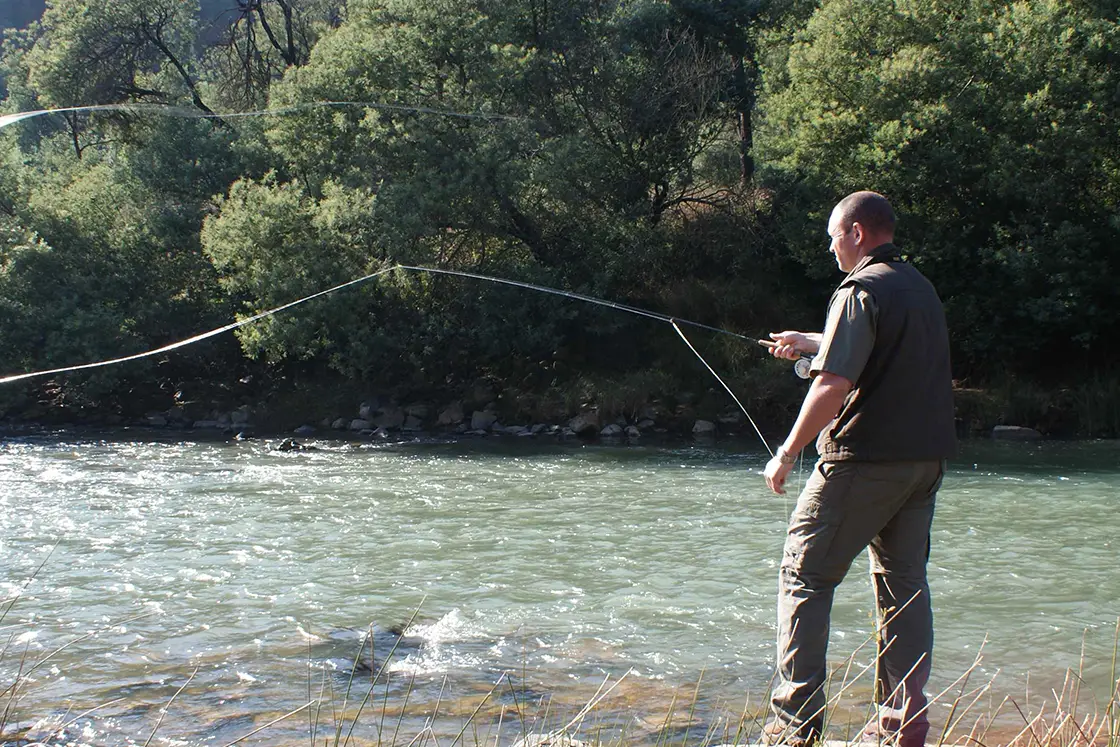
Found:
[2,0,1118,430]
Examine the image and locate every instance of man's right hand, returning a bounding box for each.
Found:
[767,331,819,360]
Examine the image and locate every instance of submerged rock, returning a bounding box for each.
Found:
[275,438,317,452]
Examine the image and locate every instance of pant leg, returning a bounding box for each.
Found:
[868,461,943,747]
[773,461,906,738]
[773,460,942,742]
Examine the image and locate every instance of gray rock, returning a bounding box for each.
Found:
[505,425,530,436]
[637,419,655,429]
[625,425,641,439]
[402,415,423,432]
[166,407,191,423]
[146,415,168,427]
[600,424,624,438]
[992,425,1043,441]
[373,406,406,430]
[405,403,430,419]
[531,423,548,435]
[568,411,600,435]
[437,401,465,426]
[692,419,717,434]
[294,425,316,436]
[350,418,373,431]
[276,438,317,452]
[471,410,498,431]
[231,407,251,425]
[358,400,379,420]
[332,417,348,430]
[193,420,222,429]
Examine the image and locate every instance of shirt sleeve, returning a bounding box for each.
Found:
[810,285,877,384]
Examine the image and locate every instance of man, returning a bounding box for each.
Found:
[761,191,955,747]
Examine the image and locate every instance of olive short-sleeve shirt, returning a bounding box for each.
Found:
[810,285,877,385]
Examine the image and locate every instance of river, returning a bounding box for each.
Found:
[1,431,1118,746]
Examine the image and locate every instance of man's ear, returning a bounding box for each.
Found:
[851,221,864,244]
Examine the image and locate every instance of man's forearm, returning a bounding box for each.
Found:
[779,372,851,454]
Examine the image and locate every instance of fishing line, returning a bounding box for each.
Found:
[0,266,397,385]
[0,103,805,457]
[0,100,524,132]
[669,320,771,457]
[0,262,785,453]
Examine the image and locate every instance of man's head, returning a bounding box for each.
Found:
[826,191,896,272]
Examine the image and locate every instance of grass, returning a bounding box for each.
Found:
[4,608,1120,747]
[3,562,1119,746]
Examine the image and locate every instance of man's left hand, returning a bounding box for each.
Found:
[764,456,795,495]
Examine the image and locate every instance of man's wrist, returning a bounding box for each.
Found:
[775,445,798,465]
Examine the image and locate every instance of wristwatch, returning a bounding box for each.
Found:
[774,446,798,465]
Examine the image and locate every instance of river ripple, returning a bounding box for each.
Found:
[1,432,1118,745]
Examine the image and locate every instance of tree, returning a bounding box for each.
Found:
[206,0,340,110]
[22,0,218,157]
[757,0,1120,378]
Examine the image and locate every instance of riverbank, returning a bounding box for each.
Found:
[3,364,1120,441]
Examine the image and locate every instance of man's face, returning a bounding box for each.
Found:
[827,207,860,272]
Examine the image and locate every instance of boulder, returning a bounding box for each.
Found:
[471,410,498,431]
[332,417,348,430]
[600,424,624,438]
[692,419,717,435]
[568,411,600,435]
[402,415,423,432]
[405,403,430,419]
[231,407,251,425]
[294,425,316,436]
[992,425,1043,441]
[437,402,465,426]
[276,438,317,452]
[193,420,222,429]
[146,415,168,427]
[625,425,641,439]
[358,399,381,420]
[350,419,373,431]
[373,406,406,430]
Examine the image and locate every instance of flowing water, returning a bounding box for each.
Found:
[1,430,1118,746]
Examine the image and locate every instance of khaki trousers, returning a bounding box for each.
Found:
[771,459,944,747]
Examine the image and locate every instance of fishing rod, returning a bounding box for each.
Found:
[0,264,813,454]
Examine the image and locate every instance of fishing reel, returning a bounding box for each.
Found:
[794,356,813,379]
[758,340,814,379]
